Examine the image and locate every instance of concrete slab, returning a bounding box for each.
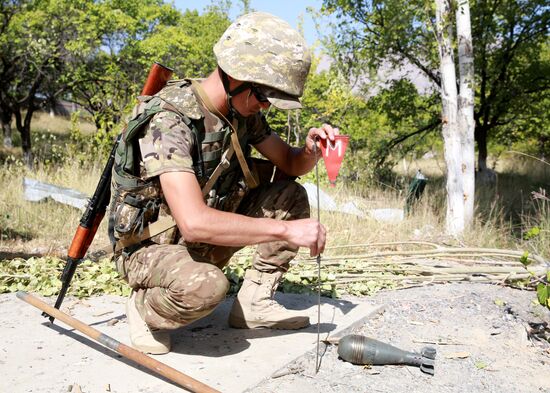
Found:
[0,292,381,393]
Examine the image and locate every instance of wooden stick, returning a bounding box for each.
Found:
[296,250,546,264]
[16,291,220,393]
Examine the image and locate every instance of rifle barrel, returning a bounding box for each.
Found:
[46,63,174,321]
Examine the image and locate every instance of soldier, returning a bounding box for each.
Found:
[109,11,338,354]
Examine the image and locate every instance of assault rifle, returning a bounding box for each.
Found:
[44,63,173,322]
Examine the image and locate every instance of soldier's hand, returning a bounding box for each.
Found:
[284,218,326,257]
[304,123,340,158]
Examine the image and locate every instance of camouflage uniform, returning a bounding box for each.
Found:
[112,82,310,330]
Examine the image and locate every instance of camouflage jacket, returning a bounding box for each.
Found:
[108,79,271,251]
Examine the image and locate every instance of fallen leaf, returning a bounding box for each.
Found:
[475,360,488,369]
[106,319,119,326]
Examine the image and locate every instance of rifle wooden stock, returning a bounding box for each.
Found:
[46,63,174,322]
[67,216,103,259]
[142,62,174,96]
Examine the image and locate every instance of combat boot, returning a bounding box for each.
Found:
[228,270,310,329]
[126,291,171,354]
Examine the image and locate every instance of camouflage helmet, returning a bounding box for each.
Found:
[214,12,311,110]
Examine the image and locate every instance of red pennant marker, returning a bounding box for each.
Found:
[320,135,349,187]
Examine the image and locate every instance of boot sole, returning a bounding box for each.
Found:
[228,315,310,330]
[130,342,171,355]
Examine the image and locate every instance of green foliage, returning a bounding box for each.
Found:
[223,257,397,298]
[364,80,440,172]
[66,2,230,136]
[0,0,231,158]
[524,226,541,240]
[67,112,119,163]
[519,251,531,266]
[267,65,432,184]
[537,279,549,310]
[475,360,489,370]
[0,257,131,298]
[222,257,251,295]
[319,0,550,169]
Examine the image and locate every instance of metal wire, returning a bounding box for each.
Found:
[313,139,321,374]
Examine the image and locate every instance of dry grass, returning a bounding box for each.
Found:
[21,111,95,136]
[0,112,108,253]
[0,161,110,253]
[0,114,548,262]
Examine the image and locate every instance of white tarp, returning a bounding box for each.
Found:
[23,178,88,210]
[302,182,403,222]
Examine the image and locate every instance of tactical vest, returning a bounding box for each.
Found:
[108,80,257,252]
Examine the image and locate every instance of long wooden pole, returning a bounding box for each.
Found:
[17,291,220,393]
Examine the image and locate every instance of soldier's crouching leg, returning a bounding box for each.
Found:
[238,180,310,272]
[229,180,310,329]
[117,243,229,330]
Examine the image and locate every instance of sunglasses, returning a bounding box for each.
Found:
[250,85,270,103]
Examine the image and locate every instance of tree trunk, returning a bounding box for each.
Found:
[0,107,13,148]
[14,106,34,168]
[436,0,464,236]
[476,126,488,172]
[456,0,475,228]
[1,118,12,148]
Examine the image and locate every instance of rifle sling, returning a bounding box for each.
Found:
[97,215,177,257]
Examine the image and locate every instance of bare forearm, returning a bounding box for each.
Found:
[160,170,326,255]
[180,205,288,246]
[256,124,338,177]
[285,146,318,177]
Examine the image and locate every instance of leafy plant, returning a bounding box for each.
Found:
[536,272,550,310]
[0,257,131,298]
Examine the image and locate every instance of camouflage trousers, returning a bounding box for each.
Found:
[115,180,310,330]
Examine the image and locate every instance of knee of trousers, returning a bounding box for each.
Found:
[278,181,310,219]
[169,264,230,312]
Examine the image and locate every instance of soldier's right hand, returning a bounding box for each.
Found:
[284,218,326,257]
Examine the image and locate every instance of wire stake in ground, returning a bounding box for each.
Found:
[314,140,322,374]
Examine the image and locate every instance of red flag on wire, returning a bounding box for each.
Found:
[320,135,349,187]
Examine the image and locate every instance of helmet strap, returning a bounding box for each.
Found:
[219,68,250,118]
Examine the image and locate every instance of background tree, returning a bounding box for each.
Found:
[321,0,549,174]
[435,0,466,235]
[66,2,229,138]
[0,0,230,162]
[321,0,548,234]
[0,0,104,164]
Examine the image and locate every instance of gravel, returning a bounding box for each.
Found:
[250,282,550,393]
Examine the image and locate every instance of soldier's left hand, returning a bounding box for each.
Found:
[304,123,340,157]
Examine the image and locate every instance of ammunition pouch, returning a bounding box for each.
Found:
[109,180,162,253]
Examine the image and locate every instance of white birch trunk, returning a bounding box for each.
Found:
[456,0,475,228]
[435,0,464,236]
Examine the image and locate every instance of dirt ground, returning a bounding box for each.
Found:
[1,282,549,393]
[250,282,550,393]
